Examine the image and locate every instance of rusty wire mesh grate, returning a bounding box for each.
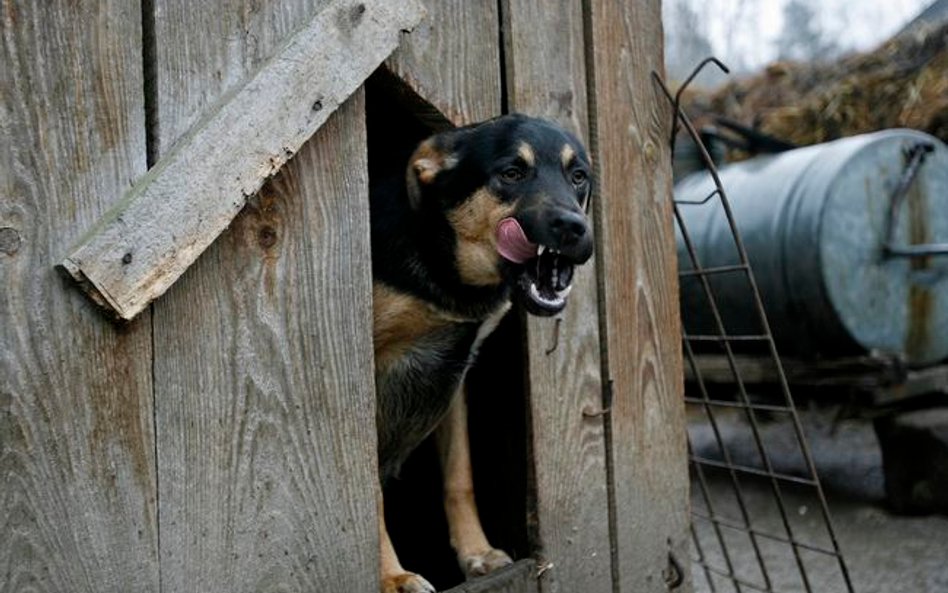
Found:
[653,60,856,593]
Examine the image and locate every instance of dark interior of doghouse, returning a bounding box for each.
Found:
[366,68,531,590]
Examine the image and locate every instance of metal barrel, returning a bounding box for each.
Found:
[675,129,948,365]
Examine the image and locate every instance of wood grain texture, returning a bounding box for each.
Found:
[0,2,158,592]
[502,0,589,133]
[150,1,379,589]
[442,560,538,593]
[501,2,612,592]
[586,0,691,590]
[385,0,501,127]
[154,90,378,593]
[153,94,378,592]
[59,0,424,321]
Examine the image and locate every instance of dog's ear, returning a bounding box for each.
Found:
[406,131,463,209]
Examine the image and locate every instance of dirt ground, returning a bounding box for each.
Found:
[688,405,948,593]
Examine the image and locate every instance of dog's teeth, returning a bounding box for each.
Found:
[528,281,565,308]
[556,285,572,299]
[551,254,564,286]
[538,245,547,256]
[529,282,542,301]
[528,282,552,306]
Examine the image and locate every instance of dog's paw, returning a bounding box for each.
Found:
[380,572,436,593]
[459,547,513,579]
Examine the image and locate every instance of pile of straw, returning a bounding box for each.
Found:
[688,22,948,153]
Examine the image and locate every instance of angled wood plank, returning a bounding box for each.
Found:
[150,0,380,589]
[587,0,691,590]
[59,0,424,321]
[501,2,613,592]
[385,0,501,127]
[0,2,158,591]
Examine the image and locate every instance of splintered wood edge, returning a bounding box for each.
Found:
[58,0,425,322]
[58,257,124,321]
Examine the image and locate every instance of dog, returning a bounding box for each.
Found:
[371,114,594,593]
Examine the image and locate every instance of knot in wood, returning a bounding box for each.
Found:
[257,225,279,249]
[0,227,22,255]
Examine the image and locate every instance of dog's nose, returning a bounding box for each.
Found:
[550,211,588,246]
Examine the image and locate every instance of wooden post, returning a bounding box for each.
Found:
[587,0,691,591]
[0,2,158,590]
[149,1,380,590]
[501,1,613,592]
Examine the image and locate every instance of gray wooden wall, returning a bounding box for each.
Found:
[2,2,378,592]
[1,1,687,592]
[2,3,157,591]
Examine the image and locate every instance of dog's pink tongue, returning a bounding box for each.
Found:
[496,217,538,263]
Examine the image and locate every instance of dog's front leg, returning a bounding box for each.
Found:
[379,488,435,593]
[435,387,513,578]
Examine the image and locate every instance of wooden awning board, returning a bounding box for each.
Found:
[58,0,424,321]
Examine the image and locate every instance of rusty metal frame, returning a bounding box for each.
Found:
[653,61,856,593]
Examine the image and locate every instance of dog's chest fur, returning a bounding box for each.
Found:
[373,282,510,479]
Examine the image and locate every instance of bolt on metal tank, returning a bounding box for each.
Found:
[675,129,948,365]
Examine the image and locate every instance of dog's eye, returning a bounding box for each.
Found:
[571,169,588,185]
[499,167,525,183]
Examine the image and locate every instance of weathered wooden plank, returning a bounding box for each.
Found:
[0,2,158,592]
[154,89,379,592]
[685,353,948,405]
[586,0,691,590]
[500,1,613,592]
[385,0,501,127]
[149,1,380,590]
[502,0,590,132]
[59,0,424,321]
[443,560,538,593]
[684,353,901,386]
[154,93,378,592]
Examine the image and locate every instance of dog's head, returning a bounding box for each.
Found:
[407,114,594,316]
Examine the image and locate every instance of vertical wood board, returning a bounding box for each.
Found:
[587,0,691,590]
[0,2,158,591]
[501,1,612,592]
[153,0,329,150]
[502,0,590,133]
[385,0,502,127]
[151,1,378,589]
[153,94,377,592]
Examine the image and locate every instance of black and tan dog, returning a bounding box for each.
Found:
[372,114,593,593]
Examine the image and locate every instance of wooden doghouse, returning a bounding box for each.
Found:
[1,1,687,592]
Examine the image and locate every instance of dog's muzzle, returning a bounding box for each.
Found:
[496,216,592,316]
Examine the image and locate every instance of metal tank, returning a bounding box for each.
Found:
[675,129,948,365]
